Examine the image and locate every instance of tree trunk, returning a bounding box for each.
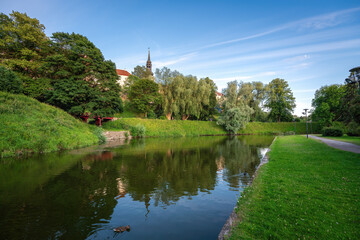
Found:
[182,114,190,120]
[145,112,147,118]
[166,112,172,120]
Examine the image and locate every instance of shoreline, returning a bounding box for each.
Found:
[217,136,277,240]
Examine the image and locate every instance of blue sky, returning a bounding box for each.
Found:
[2,0,360,115]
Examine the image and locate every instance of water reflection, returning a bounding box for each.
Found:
[0,135,273,240]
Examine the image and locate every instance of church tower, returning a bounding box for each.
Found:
[146,48,153,75]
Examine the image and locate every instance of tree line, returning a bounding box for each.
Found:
[1,11,301,133]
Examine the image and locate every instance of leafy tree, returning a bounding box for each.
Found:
[217,107,252,133]
[218,80,253,132]
[43,32,123,117]
[265,78,295,122]
[238,81,266,121]
[0,11,50,77]
[199,77,217,120]
[0,66,22,93]
[128,78,161,118]
[311,84,345,126]
[132,65,153,80]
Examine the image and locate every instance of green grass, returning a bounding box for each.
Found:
[103,118,321,137]
[229,136,360,240]
[320,135,360,145]
[0,92,102,158]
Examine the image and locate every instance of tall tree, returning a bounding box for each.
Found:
[311,84,347,127]
[0,11,50,77]
[217,80,253,133]
[128,78,161,118]
[132,65,153,80]
[265,78,295,122]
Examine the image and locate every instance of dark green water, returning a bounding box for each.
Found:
[0,135,274,240]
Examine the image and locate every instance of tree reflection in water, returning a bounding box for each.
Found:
[0,135,273,240]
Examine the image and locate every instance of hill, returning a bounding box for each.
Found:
[0,92,102,158]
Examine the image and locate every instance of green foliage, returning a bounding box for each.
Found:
[92,127,106,144]
[0,66,22,93]
[128,78,161,117]
[347,121,360,136]
[156,67,214,120]
[0,92,99,158]
[0,11,50,77]
[0,12,123,117]
[130,124,146,137]
[230,136,360,239]
[322,127,343,137]
[217,106,253,133]
[265,78,295,122]
[312,84,346,126]
[132,65,153,79]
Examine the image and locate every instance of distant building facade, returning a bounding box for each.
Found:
[116,69,131,86]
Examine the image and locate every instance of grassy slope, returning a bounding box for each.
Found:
[0,92,100,158]
[229,136,360,239]
[103,118,321,137]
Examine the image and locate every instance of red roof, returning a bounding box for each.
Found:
[116,69,131,76]
[216,91,224,96]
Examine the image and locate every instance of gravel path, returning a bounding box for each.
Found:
[308,135,360,154]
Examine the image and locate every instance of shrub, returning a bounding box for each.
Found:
[130,124,146,137]
[322,127,343,137]
[347,121,360,136]
[0,66,22,94]
[217,106,252,134]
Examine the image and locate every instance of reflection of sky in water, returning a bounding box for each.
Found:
[0,136,274,240]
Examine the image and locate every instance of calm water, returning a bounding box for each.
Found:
[0,135,274,240]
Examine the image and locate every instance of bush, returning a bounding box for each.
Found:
[347,121,360,136]
[322,127,343,137]
[0,66,22,94]
[130,124,146,137]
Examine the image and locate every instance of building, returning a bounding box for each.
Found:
[116,69,131,86]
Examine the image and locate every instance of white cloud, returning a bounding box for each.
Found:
[152,52,198,68]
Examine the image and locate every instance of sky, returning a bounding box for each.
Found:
[2,0,360,116]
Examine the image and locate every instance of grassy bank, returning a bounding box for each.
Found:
[0,92,102,158]
[229,136,360,239]
[103,118,320,137]
[319,135,360,145]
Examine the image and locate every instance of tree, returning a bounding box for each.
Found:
[217,107,253,133]
[311,84,345,126]
[132,65,153,80]
[0,11,50,77]
[198,77,217,120]
[238,81,266,121]
[217,80,254,133]
[128,78,161,118]
[265,78,295,122]
[0,66,22,93]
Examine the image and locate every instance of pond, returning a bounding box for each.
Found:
[0,135,274,240]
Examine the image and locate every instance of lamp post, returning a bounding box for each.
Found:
[303,109,309,138]
[345,66,360,95]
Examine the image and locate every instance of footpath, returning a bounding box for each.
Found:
[308,135,360,154]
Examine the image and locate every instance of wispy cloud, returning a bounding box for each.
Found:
[201,7,360,50]
[152,52,198,68]
[213,71,276,83]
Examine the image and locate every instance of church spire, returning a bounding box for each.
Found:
[146,48,152,75]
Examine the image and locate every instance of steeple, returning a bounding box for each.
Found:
[146,48,153,75]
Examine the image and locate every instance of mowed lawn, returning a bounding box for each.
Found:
[230,135,360,240]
